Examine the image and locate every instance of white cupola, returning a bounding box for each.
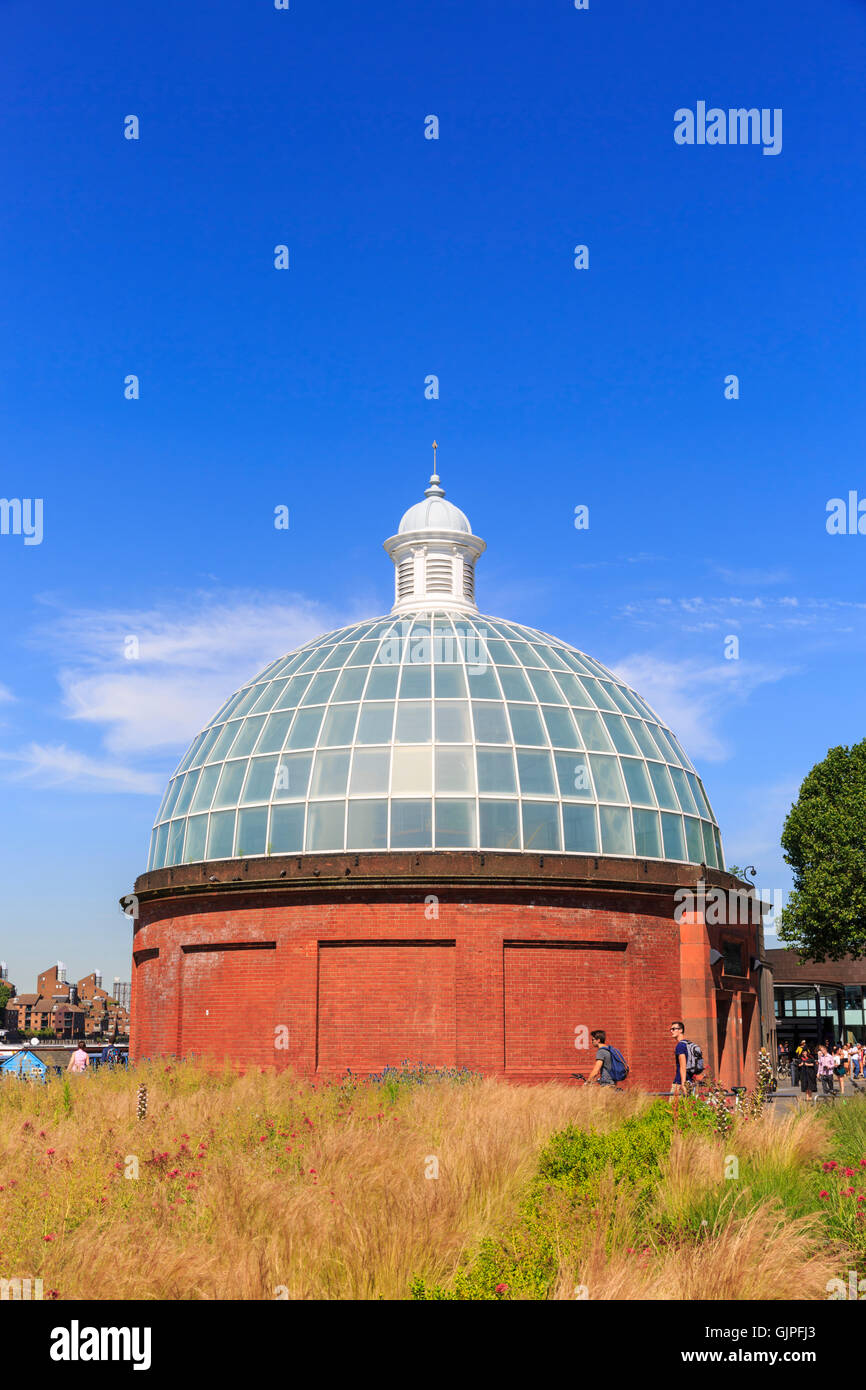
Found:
[383,445,486,615]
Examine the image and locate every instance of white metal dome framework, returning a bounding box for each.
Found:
[147,461,725,872]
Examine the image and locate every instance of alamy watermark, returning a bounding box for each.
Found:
[674,103,782,157]
[0,498,43,545]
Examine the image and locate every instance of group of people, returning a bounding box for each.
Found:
[585,1021,704,1095]
[780,1038,864,1101]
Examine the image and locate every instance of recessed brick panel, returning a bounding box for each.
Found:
[316,942,456,1072]
[504,942,628,1072]
[180,944,278,1064]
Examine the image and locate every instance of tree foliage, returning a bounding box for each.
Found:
[779,739,866,960]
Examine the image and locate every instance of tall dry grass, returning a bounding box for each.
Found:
[0,1061,646,1300]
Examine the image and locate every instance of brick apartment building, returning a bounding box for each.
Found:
[3,963,130,1042]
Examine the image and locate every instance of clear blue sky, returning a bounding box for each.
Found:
[1,0,864,988]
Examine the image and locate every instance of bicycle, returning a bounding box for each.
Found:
[572,1071,627,1093]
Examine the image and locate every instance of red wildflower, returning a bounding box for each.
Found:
[819,1191,829,1199]
[495,1284,509,1295]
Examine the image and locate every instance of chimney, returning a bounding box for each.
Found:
[56,960,66,984]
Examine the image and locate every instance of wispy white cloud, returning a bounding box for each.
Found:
[0,743,163,794]
[1,590,364,792]
[610,652,793,761]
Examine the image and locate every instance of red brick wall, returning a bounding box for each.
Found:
[130,893,702,1089]
[317,942,456,1072]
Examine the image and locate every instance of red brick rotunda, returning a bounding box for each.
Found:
[130,463,764,1090]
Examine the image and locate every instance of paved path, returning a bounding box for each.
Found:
[770,1079,866,1117]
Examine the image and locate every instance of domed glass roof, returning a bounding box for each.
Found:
[147,611,724,872]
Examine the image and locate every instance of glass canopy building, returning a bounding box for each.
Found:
[132,461,759,1093]
[147,475,724,873]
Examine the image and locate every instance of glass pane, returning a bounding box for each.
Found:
[599,805,633,856]
[541,706,580,749]
[184,814,208,863]
[346,640,379,667]
[472,701,510,743]
[333,665,368,702]
[689,773,712,818]
[249,680,287,714]
[435,700,471,742]
[556,672,592,707]
[516,749,556,796]
[269,804,305,854]
[497,666,533,701]
[464,664,501,699]
[435,746,476,794]
[702,820,718,867]
[365,664,400,700]
[621,757,654,805]
[306,802,345,852]
[661,812,686,861]
[236,806,268,857]
[174,770,200,817]
[206,720,243,764]
[588,754,626,802]
[555,751,593,799]
[486,639,517,665]
[272,751,312,800]
[349,747,391,796]
[257,711,294,754]
[229,716,267,758]
[669,765,699,815]
[190,762,221,813]
[508,704,546,746]
[476,747,517,794]
[286,706,326,749]
[526,668,565,704]
[161,776,185,821]
[166,819,185,866]
[580,677,618,712]
[390,799,433,848]
[573,710,612,751]
[213,760,249,808]
[479,800,520,849]
[301,669,340,705]
[153,821,169,869]
[522,802,561,851]
[435,799,475,848]
[273,674,312,710]
[434,665,467,698]
[391,745,433,796]
[347,800,388,849]
[633,808,662,858]
[684,816,704,863]
[241,755,280,804]
[399,664,432,700]
[357,702,395,744]
[563,803,598,853]
[647,761,679,810]
[602,714,639,755]
[626,719,662,759]
[395,702,432,743]
[319,704,359,747]
[310,749,351,797]
[207,810,236,860]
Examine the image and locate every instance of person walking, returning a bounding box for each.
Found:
[583,1029,628,1087]
[817,1045,836,1097]
[798,1042,818,1103]
[792,1039,805,1088]
[834,1045,847,1097]
[670,1021,704,1097]
[66,1045,88,1073]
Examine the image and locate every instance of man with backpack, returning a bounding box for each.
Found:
[584,1029,629,1086]
[670,1020,705,1095]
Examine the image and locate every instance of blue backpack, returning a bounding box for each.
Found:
[604,1045,630,1083]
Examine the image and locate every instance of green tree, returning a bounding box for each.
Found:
[0,982,11,1013]
[779,739,866,960]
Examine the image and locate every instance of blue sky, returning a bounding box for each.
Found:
[1,0,864,988]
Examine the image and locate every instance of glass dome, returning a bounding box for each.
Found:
[147,611,724,872]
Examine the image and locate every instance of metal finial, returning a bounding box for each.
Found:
[426,441,444,497]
